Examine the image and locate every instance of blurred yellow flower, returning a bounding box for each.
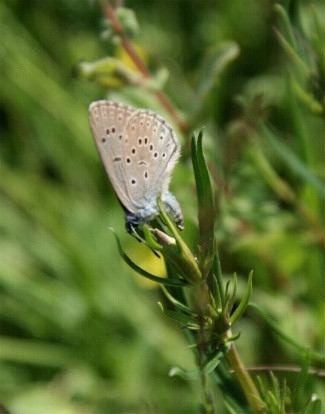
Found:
[125,243,167,289]
[116,42,148,73]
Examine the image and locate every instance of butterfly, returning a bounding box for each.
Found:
[88,101,183,236]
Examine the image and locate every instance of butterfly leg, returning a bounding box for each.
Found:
[161,192,184,230]
[125,213,143,242]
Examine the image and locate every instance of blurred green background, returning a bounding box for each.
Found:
[0,0,324,413]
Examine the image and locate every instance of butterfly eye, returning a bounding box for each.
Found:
[101,138,106,143]
[149,144,153,151]
[131,179,136,185]
[144,172,148,179]
[119,135,123,140]
[132,148,136,154]
[154,152,158,158]
[127,158,131,163]
[144,137,148,145]
[112,127,116,133]
[106,129,110,134]
[162,153,166,158]
[138,139,142,145]
[160,135,163,140]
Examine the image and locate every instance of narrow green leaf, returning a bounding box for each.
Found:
[207,303,218,319]
[223,401,239,414]
[311,5,323,39]
[269,371,280,402]
[249,143,296,203]
[169,346,230,381]
[201,345,230,374]
[109,229,189,287]
[267,390,279,413]
[209,291,217,310]
[169,365,201,380]
[229,273,238,314]
[256,375,267,401]
[291,76,323,114]
[195,41,240,102]
[274,4,296,49]
[191,134,204,207]
[230,271,253,325]
[305,395,322,414]
[261,123,325,200]
[223,400,249,414]
[293,350,311,411]
[280,379,287,412]
[158,302,199,327]
[191,130,216,278]
[185,343,198,350]
[273,27,310,77]
[248,303,325,362]
[160,285,193,314]
[213,249,225,308]
[225,280,231,302]
[197,129,214,214]
[224,331,241,343]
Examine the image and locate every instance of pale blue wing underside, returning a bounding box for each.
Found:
[121,110,180,209]
[88,100,137,213]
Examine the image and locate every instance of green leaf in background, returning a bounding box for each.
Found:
[273,4,296,50]
[248,303,325,362]
[193,41,240,114]
[260,123,325,200]
[273,26,310,78]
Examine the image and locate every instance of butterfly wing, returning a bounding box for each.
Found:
[122,110,180,209]
[88,100,138,213]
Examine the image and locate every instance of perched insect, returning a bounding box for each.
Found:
[88,101,183,236]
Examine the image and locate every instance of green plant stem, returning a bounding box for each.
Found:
[226,342,264,413]
[201,372,215,414]
[196,281,216,414]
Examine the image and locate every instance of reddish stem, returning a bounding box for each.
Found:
[230,365,325,377]
[104,3,187,132]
